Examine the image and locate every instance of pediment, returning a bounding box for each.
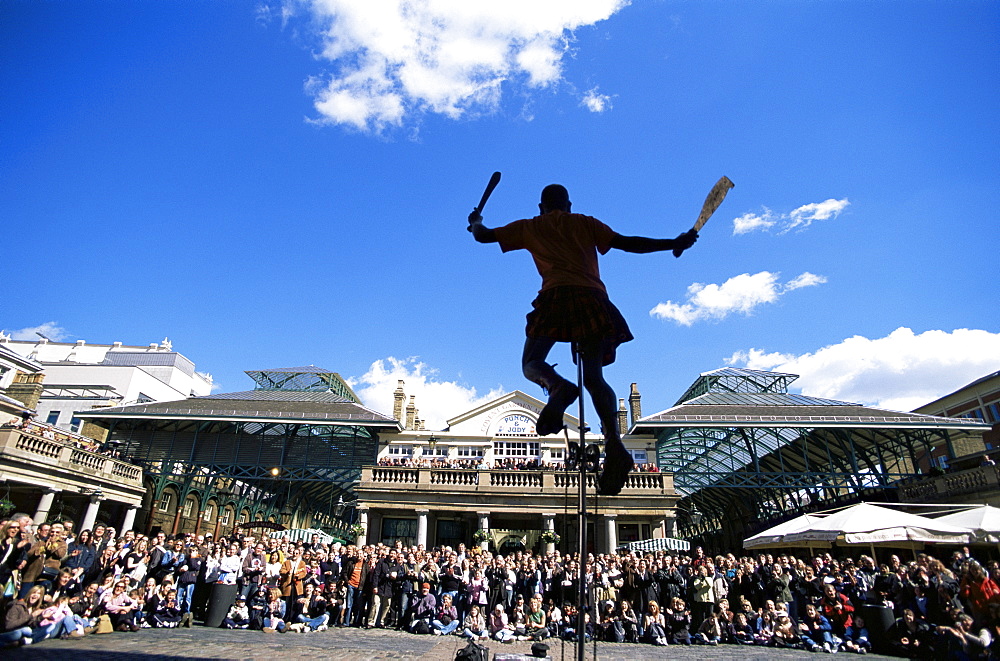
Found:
[446,390,581,437]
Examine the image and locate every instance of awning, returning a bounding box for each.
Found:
[269,528,337,545]
[618,537,691,553]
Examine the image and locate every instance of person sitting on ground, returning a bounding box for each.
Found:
[694,604,723,645]
[407,582,437,634]
[842,613,871,655]
[461,604,489,640]
[431,593,459,635]
[294,583,330,631]
[729,611,755,645]
[525,595,549,640]
[937,613,991,659]
[262,587,287,633]
[100,579,140,632]
[616,598,639,643]
[248,585,270,630]
[559,601,591,642]
[151,588,182,628]
[665,596,692,645]
[642,599,668,646]
[37,594,83,640]
[771,614,800,649]
[1,585,45,646]
[598,601,619,642]
[798,603,834,652]
[820,582,856,651]
[490,603,516,643]
[223,596,250,629]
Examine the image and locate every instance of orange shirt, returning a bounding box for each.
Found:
[494,210,616,294]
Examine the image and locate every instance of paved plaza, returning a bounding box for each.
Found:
[4,627,898,661]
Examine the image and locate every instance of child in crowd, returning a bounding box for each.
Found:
[665,597,692,645]
[223,596,250,629]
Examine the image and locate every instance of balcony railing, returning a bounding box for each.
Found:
[363,465,673,496]
[898,464,1000,503]
[0,427,143,488]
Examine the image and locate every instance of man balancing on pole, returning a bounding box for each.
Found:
[468,183,698,495]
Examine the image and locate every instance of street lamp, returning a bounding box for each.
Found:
[334,494,359,517]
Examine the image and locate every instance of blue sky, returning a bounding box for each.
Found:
[3,1,998,428]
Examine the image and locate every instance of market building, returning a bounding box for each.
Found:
[358,381,678,554]
[634,368,992,551]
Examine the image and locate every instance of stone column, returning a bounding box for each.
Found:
[477,512,490,550]
[605,514,618,554]
[80,494,104,531]
[33,488,57,525]
[543,514,556,554]
[358,509,369,547]
[121,505,138,534]
[416,510,429,548]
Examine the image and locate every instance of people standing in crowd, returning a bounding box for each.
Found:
[8,517,1000,658]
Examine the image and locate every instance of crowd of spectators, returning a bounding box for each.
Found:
[375,456,660,473]
[4,510,1000,658]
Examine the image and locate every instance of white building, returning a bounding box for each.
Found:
[0,334,214,434]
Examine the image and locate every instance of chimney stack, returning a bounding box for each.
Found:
[393,380,406,422]
[617,398,628,436]
[629,383,641,427]
[406,396,416,430]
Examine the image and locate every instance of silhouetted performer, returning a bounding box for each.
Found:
[469,184,697,494]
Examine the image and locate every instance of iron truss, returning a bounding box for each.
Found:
[103,417,379,524]
[654,423,964,547]
[635,367,989,550]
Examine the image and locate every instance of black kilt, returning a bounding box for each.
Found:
[525,286,633,366]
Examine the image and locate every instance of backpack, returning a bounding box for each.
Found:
[455,639,489,661]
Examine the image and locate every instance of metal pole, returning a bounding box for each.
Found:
[574,343,587,661]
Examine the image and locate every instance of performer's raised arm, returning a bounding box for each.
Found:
[610,230,698,255]
[468,210,497,244]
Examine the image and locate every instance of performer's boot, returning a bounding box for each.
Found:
[535,371,579,436]
[597,423,634,496]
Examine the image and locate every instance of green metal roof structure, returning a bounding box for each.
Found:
[78,367,399,534]
[632,368,991,550]
[245,366,361,402]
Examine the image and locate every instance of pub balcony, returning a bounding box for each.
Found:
[898,463,1000,505]
[0,426,145,512]
[356,465,678,517]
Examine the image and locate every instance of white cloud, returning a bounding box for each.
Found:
[581,87,612,113]
[650,271,827,326]
[783,198,851,233]
[726,327,1000,412]
[2,322,70,342]
[298,0,629,131]
[732,209,776,235]
[348,356,505,429]
[785,272,828,290]
[732,198,849,235]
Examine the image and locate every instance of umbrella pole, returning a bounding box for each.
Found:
[870,543,876,564]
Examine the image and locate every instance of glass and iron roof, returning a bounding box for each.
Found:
[245,366,360,402]
[633,367,990,504]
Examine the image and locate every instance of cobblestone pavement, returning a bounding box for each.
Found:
[5,627,898,661]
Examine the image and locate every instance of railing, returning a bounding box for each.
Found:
[363,465,672,496]
[899,464,1000,502]
[0,428,144,489]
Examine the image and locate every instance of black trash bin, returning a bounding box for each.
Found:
[858,604,894,655]
[205,583,239,628]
